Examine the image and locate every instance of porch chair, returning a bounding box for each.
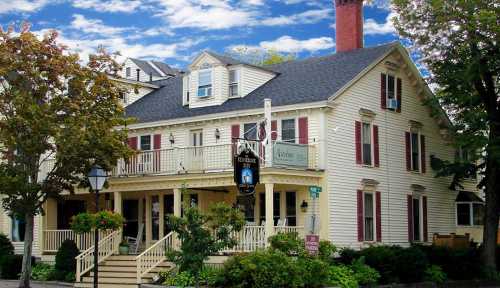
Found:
[125,223,144,254]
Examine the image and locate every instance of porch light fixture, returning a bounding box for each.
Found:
[215,128,221,141]
[87,164,108,288]
[300,200,308,213]
[169,133,175,145]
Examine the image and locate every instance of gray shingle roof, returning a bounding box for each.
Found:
[130,58,177,78]
[126,43,396,124]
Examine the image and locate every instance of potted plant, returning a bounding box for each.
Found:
[119,241,129,255]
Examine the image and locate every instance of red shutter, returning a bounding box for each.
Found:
[381,73,387,109]
[422,196,428,242]
[376,191,382,242]
[373,125,379,167]
[128,137,138,150]
[396,78,402,113]
[127,137,138,174]
[355,121,362,164]
[231,124,240,160]
[407,195,414,242]
[357,190,364,242]
[298,117,308,144]
[271,120,277,141]
[153,134,161,172]
[420,135,426,173]
[405,132,411,171]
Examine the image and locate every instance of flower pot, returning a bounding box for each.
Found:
[119,245,129,255]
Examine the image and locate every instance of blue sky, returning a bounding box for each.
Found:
[0,0,398,69]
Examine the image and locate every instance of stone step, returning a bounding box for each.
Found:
[82,276,145,284]
[74,283,138,288]
[89,271,155,278]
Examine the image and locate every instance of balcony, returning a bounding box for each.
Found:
[38,142,319,179]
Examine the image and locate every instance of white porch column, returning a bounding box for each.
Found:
[265,183,274,242]
[113,192,122,214]
[173,188,181,217]
[145,194,152,246]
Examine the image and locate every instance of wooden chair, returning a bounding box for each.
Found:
[125,223,144,254]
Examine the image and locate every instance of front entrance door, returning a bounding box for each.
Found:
[189,130,203,170]
[164,194,174,235]
[57,200,86,229]
[123,200,139,238]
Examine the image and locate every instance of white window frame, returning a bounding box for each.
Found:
[363,192,375,242]
[229,69,240,98]
[361,121,374,167]
[409,131,421,172]
[139,135,152,151]
[455,201,484,227]
[280,118,296,143]
[386,73,396,101]
[197,69,212,98]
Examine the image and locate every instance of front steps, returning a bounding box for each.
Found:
[74,255,173,288]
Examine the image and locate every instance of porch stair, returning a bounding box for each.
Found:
[74,255,173,288]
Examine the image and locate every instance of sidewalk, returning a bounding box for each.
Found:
[0,280,73,288]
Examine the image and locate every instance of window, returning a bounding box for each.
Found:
[259,192,280,225]
[136,69,140,81]
[411,132,420,171]
[456,202,484,226]
[387,75,395,100]
[11,216,25,242]
[412,197,421,241]
[244,123,257,140]
[281,119,296,143]
[140,135,151,151]
[197,70,212,97]
[126,67,131,77]
[286,192,296,226]
[362,123,372,165]
[152,195,160,240]
[229,70,239,98]
[364,193,374,241]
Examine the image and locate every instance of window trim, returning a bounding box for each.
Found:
[242,122,258,141]
[361,122,374,166]
[197,69,213,98]
[280,118,297,144]
[411,195,424,242]
[363,192,375,242]
[409,131,421,172]
[455,201,484,227]
[386,73,397,109]
[139,135,152,151]
[228,69,240,98]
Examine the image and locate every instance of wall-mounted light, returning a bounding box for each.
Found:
[300,200,308,213]
[169,133,175,145]
[215,128,221,142]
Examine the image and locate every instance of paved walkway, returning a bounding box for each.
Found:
[0,280,72,288]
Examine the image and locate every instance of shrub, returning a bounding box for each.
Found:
[31,263,55,281]
[164,270,195,287]
[0,234,14,260]
[269,232,304,256]
[337,248,360,265]
[424,265,447,284]
[328,265,358,288]
[199,266,223,287]
[318,240,337,262]
[358,245,400,284]
[161,266,222,287]
[220,250,302,288]
[393,245,428,283]
[0,254,23,279]
[54,240,79,281]
[419,245,480,280]
[94,210,124,231]
[70,213,94,234]
[350,257,380,286]
[296,257,330,288]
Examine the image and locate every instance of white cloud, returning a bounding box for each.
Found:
[242,0,265,5]
[364,0,391,10]
[71,14,132,36]
[364,12,396,35]
[231,35,335,54]
[0,0,52,14]
[71,0,143,13]
[261,9,331,26]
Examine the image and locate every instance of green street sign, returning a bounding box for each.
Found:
[309,186,322,198]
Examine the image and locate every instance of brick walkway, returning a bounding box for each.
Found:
[0,280,73,288]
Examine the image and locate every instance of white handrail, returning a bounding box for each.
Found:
[135,232,176,284]
[75,229,122,282]
[43,229,112,253]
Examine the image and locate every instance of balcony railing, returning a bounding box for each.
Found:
[38,142,319,179]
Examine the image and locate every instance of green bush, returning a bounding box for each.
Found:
[337,248,360,265]
[350,257,380,286]
[161,266,222,288]
[31,263,55,281]
[163,271,195,287]
[358,245,400,284]
[328,265,358,288]
[64,271,76,283]
[0,254,23,279]
[419,245,480,280]
[269,232,304,256]
[220,250,302,288]
[94,210,124,231]
[424,265,447,284]
[70,213,94,234]
[296,257,330,288]
[54,239,79,281]
[199,266,223,287]
[318,240,337,262]
[0,234,14,260]
[393,245,428,283]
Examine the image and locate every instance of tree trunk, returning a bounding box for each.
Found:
[482,123,500,270]
[18,214,34,288]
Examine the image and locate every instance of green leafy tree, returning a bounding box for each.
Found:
[225,47,296,66]
[392,1,499,270]
[166,189,244,287]
[0,25,133,287]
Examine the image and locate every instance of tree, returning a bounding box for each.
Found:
[225,47,296,66]
[0,24,133,287]
[166,189,244,287]
[392,1,499,271]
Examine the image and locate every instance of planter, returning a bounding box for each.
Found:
[119,245,129,255]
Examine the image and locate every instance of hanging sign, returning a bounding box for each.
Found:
[234,146,260,195]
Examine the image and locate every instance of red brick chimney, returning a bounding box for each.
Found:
[335,0,364,52]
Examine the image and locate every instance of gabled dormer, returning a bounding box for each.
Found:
[183,51,276,108]
[121,58,178,83]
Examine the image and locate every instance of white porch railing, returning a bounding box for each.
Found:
[75,229,122,282]
[136,232,176,284]
[274,226,305,238]
[43,230,112,253]
[222,225,267,253]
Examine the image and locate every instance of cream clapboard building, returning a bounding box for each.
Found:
[0,1,484,287]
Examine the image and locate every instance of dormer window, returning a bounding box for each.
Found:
[136,69,140,81]
[198,69,212,97]
[229,70,239,98]
[126,67,131,77]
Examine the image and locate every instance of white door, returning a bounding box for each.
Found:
[189,130,203,170]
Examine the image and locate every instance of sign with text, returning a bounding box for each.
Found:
[234,147,260,195]
[305,234,320,256]
[273,142,308,168]
[309,186,322,199]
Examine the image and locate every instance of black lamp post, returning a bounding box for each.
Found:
[88,165,108,288]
